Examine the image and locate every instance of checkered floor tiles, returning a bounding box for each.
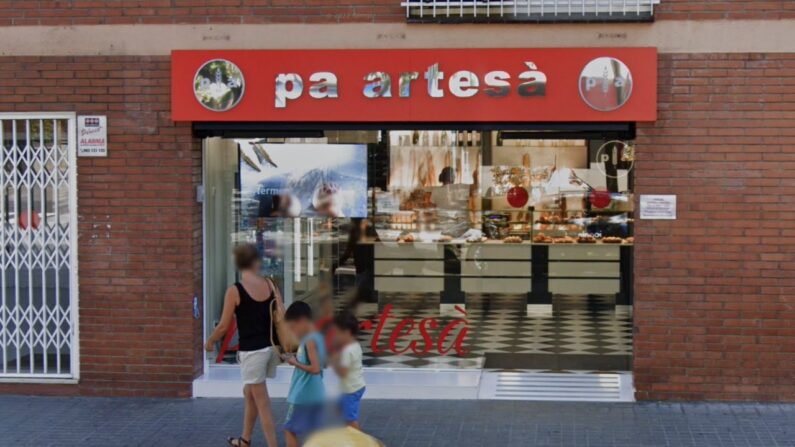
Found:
[350,294,633,371]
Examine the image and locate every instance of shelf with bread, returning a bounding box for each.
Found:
[369,133,633,302]
[368,193,632,301]
[530,211,634,246]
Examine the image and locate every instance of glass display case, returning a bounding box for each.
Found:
[372,132,634,247]
[373,191,635,246]
[530,192,634,245]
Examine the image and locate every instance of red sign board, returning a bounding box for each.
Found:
[172,48,657,122]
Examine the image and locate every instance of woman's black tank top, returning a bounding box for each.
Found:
[234,282,277,352]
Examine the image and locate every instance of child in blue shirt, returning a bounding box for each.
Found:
[283,301,327,447]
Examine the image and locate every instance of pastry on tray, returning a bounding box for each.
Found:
[397,234,415,243]
[624,237,634,244]
[602,236,623,244]
[502,236,523,244]
[577,234,597,244]
[552,236,575,244]
[533,233,553,243]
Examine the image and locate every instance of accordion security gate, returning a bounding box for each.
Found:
[0,113,78,380]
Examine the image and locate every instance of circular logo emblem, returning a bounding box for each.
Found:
[193,59,245,112]
[595,140,634,179]
[579,57,633,112]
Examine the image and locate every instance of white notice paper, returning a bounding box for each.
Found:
[640,195,677,220]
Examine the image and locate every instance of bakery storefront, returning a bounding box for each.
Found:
[176,48,657,400]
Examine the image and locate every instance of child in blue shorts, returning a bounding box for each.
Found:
[283,301,327,447]
[332,312,366,430]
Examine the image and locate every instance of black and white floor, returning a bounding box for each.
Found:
[351,294,633,372]
[201,292,633,399]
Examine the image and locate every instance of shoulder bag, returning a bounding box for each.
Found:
[266,277,299,353]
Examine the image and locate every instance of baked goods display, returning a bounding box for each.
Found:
[390,212,415,224]
[535,213,583,225]
[528,203,634,245]
[400,190,433,210]
[536,214,564,224]
[387,233,633,244]
[396,234,415,243]
[383,209,438,231]
[387,212,417,230]
[483,213,510,239]
[377,228,634,246]
[377,194,634,246]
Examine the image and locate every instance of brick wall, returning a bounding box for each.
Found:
[0,56,203,397]
[657,1,795,20]
[0,51,793,401]
[634,53,795,401]
[0,0,403,25]
[0,0,789,25]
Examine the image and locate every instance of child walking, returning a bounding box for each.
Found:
[332,312,366,430]
[284,301,327,447]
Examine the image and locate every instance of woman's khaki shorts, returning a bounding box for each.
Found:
[238,346,280,384]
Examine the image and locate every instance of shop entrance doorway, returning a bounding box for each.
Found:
[200,125,635,400]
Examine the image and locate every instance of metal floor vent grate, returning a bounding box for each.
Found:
[478,371,634,402]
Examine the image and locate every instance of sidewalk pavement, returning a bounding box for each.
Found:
[1,395,794,447]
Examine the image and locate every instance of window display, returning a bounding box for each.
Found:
[239,142,368,218]
[203,129,633,373]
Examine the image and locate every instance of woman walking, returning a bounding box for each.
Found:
[206,244,283,447]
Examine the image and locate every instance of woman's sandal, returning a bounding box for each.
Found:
[227,437,251,446]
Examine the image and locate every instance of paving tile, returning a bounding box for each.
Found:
[0,396,794,446]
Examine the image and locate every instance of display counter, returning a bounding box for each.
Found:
[367,238,632,304]
[368,132,634,306]
[373,242,445,293]
[548,244,621,295]
[460,242,533,294]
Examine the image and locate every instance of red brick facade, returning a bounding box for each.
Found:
[0,51,792,401]
[657,1,795,20]
[0,56,203,397]
[0,3,793,402]
[0,0,791,25]
[634,53,795,401]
